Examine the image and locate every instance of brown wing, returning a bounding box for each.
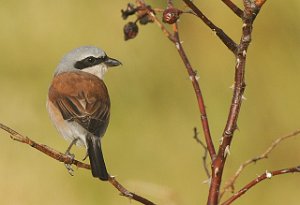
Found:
[48,71,110,137]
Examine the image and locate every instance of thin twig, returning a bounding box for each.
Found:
[221,0,243,18]
[135,0,175,42]
[109,177,156,205]
[147,11,176,42]
[183,0,238,54]
[172,22,216,160]
[0,122,156,205]
[0,122,90,169]
[221,166,300,205]
[193,127,210,178]
[220,129,300,197]
[141,1,216,160]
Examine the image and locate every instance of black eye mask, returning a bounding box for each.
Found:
[74,56,107,70]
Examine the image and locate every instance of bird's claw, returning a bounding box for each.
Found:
[64,163,74,176]
[64,148,76,176]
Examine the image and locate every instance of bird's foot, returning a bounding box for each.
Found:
[64,138,79,176]
[64,152,75,176]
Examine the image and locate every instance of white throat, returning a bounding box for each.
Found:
[82,64,108,79]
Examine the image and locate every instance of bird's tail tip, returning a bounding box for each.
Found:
[86,134,109,181]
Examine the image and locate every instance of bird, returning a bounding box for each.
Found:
[46,46,121,181]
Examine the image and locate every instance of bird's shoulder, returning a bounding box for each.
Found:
[49,71,109,101]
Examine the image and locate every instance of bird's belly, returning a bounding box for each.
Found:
[46,99,87,148]
[58,121,87,147]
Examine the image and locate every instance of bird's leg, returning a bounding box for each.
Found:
[64,138,79,176]
[65,138,79,154]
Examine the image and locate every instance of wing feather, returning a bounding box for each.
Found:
[48,71,110,137]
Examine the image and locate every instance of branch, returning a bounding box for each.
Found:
[193,127,210,178]
[141,2,216,160]
[172,22,216,160]
[207,0,268,203]
[221,166,300,205]
[0,122,156,205]
[123,1,269,204]
[221,129,300,196]
[145,10,176,42]
[221,0,243,18]
[183,0,238,54]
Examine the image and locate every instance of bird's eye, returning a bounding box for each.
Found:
[74,56,101,69]
[86,56,96,63]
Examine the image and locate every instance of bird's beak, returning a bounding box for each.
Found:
[104,56,122,67]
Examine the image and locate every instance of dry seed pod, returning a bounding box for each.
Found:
[123,22,139,40]
[162,8,183,24]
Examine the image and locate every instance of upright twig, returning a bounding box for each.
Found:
[205,1,265,204]
[221,129,300,197]
[139,0,216,160]
[221,166,300,205]
[0,122,156,205]
[172,22,216,160]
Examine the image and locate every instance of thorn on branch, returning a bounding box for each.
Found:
[265,170,272,179]
[224,145,231,158]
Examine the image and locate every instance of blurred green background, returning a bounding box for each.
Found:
[0,0,299,204]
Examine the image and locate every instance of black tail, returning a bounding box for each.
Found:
[86,133,109,181]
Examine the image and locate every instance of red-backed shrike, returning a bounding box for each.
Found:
[47,46,121,181]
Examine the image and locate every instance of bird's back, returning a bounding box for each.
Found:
[48,71,110,138]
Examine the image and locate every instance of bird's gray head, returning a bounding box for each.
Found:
[55,46,121,79]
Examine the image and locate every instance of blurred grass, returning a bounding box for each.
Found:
[0,0,299,204]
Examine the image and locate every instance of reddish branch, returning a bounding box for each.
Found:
[123,1,297,205]
[0,122,156,205]
[221,129,300,197]
[221,0,243,18]
[172,23,216,159]
[137,1,269,204]
[207,12,251,205]
[204,0,267,204]
[221,166,300,205]
[140,0,216,160]
[183,0,238,54]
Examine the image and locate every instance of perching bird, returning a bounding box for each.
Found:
[47,46,121,180]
